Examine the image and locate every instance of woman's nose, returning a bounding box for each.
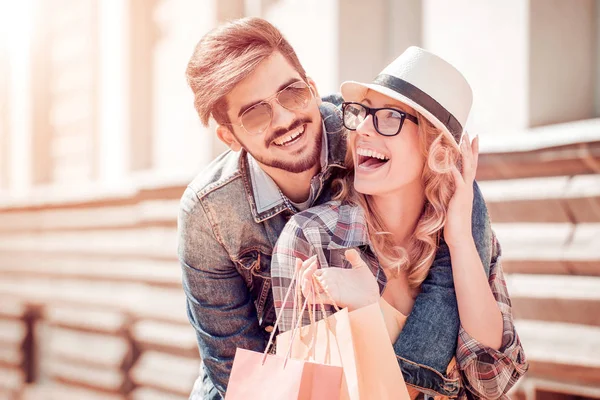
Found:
[355,114,377,137]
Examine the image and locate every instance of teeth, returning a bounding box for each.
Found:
[274,125,305,146]
[357,148,389,161]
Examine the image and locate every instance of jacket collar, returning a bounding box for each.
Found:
[242,102,347,223]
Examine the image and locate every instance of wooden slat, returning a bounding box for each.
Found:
[0,345,23,368]
[492,223,600,277]
[516,320,600,386]
[129,351,199,396]
[0,227,177,259]
[0,298,27,319]
[21,382,127,400]
[479,175,600,223]
[0,366,24,392]
[0,319,27,346]
[129,387,188,400]
[521,378,600,399]
[0,278,188,325]
[45,358,128,393]
[44,305,128,335]
[503,260,600,277]
[0,255,181,287]
[131,320,198,357]
[508,275,600,326]
[0,199,179,233]
[477,120,600,181]
[45,327,131,369]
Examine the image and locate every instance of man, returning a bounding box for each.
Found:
[180,17,492,399]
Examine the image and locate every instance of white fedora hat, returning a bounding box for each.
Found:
[340,46,472,146]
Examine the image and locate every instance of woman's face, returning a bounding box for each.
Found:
[349,89,425,196]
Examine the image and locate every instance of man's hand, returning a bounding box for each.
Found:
[297,249,379,311]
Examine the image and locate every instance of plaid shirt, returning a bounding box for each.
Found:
[271,201,528,399]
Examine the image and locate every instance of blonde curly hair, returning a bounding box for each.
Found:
[333,114,462,288]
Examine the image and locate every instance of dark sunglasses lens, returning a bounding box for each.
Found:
[375,109,403,135]
[343,103,366,130]
[241,103,272,135]
[278,82,312,110]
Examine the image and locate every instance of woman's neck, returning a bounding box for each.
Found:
[369,180,426,246]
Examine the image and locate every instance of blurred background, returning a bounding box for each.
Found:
[0,0,599,399]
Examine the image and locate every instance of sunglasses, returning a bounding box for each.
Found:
[228,80,314,136]
[342,102,419,136]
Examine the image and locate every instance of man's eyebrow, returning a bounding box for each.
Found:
[237,78,301,118]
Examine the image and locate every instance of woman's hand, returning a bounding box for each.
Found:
[297,249,380,311]
[445,133,479,249]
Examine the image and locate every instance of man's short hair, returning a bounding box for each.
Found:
[186,17,307,127]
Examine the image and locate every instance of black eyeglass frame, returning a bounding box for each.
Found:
[341,101,419,137]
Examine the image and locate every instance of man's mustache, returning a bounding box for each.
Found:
[266,118,312,146]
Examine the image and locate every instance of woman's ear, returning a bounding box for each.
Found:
[216,125,242,152]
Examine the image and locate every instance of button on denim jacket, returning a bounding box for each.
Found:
[178,98,492,399]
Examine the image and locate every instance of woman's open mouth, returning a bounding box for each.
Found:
[356,147,390,171]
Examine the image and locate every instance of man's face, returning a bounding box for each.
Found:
[222,52,323,174]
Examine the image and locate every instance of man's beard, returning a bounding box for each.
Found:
[245,119,323,173]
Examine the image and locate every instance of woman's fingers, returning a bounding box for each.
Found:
[461,133,472,178]
[344,248,367,269]
[300,259,319,300]
[451,164,463,187]
[472,135,479,176]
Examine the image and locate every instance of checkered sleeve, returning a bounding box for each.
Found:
[271,216,316,333]
[456,238,529,399]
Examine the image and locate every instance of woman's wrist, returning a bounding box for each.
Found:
[447,235,477,259]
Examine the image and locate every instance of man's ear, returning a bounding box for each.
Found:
[306,76,321,106]
[216,125,242,152]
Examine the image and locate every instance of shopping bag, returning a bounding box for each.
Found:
[225,264,343,400]
[225,348,342,400]
[277,279,410,400]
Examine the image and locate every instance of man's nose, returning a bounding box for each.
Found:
[270,101,297,132]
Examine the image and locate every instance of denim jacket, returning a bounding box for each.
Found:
[178,99,492,399]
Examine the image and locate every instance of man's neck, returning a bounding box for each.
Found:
[262,163,321,203]
[370,180,426,247]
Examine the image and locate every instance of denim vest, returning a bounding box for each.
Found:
[179,99,492,399]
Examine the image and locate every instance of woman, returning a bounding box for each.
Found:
[271,47,527,399]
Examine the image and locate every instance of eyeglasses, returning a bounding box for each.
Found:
[227,80,314,135]
[342,101,419,136]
